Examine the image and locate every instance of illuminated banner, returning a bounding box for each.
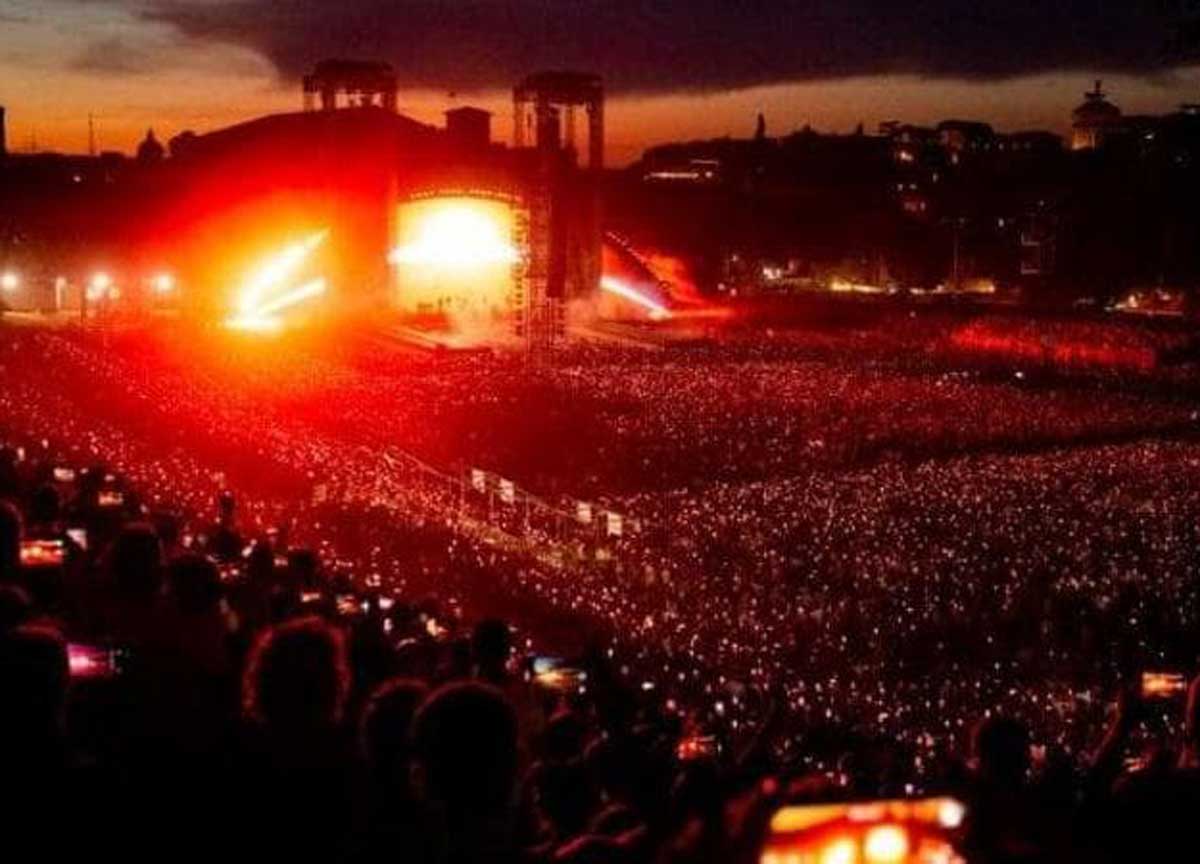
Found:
[605,512,623,537]
[470,469,487,493]
[576,501,593,524]
[498,479,516,505]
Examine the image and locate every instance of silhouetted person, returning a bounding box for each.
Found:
[164,553,231,679]
[27,483,61,536]
[348,678,432,864]
[473,618,512,684]
[0,499,21,584]
[413,681,520,864]
[0,623,67,751]
[103,522,163,649]
[0,582,31,633]
[208,490,243,562]
[362,677,429,791]
[964,715,1041,863]
[233,616,355,861]
[1096,676,1200,861]
[0,624,75,854]
[286,546,322,591]
[349,599,400,706]
[0,448,21,501]
[528,709,600,850]
[229,538,275,639]
[472,617,542,763]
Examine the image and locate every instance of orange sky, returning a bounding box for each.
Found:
[4,1,1200,165]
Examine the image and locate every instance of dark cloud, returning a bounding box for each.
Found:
[142,1,1200,93]
[70,34,156,75]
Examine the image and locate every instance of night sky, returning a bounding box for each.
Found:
[3,1,1200,163]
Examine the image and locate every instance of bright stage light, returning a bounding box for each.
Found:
[390,202,518,269]
[391,198,519,333]
[235,230,328,318]
[227,278,327,332]
[863,825,909,864]
[600,275,671,320]
[226,231,328,332]
[0,272,19,292]
[820,838,859,864]
[86,272,113,301]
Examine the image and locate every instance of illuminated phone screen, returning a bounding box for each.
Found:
[762,798,966,864]
[20,539,65,567]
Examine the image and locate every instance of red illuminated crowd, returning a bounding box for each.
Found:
[4,320,1200,861]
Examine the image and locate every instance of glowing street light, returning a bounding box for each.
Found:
[152,273,176,294]
[0,271,19,292]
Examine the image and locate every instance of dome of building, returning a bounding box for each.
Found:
[137,128,165,163]
[1071,81,1122,150]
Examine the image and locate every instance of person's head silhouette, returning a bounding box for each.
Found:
[972,715,1030,787]
[243,616,349,733]
[108,522,163,601]
[413,681,518,819]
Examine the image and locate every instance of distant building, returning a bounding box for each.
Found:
[444,107,492,150]
[936,120,995,156]
[168,130,198,160]
[1071,80,1122,150]
[136,129,165,164]
[303,60,399,113]
[998,131,1063,155]
[879,122,938,165]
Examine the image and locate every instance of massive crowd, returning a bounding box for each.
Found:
[4,319,1200,860]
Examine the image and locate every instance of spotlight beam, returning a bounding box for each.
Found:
[600,276,671,320]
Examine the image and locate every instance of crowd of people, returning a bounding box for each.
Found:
[4,319,1200,860]
[949,316,1196,374]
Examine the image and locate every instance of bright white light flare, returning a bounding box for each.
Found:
[236,230,328,317]
[390,205,519,268]
[227,278,327,332]
[600,275,671,320]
